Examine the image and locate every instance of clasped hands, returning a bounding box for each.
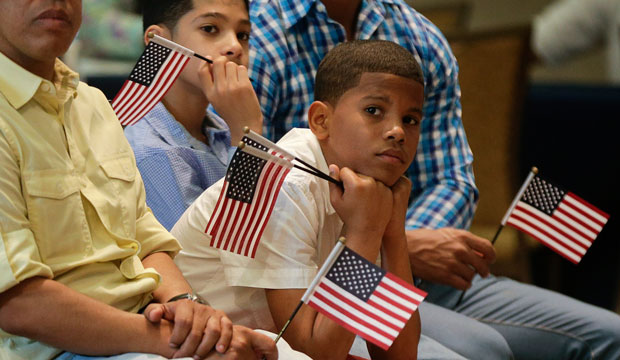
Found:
[143,299,277,359]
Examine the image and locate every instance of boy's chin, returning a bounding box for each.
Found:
[367,171,402,187]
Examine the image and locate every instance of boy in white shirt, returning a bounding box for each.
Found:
[172,40,426,359]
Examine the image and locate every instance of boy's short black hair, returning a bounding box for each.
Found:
[314,40,424,106]
[142,0,249,32]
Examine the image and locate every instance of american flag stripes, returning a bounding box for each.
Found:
[205,137,292,258]
[504,174,609,264]
[112,35,193,126]
[304,245,426,350]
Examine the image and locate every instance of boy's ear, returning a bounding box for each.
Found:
[308,100,332,140]
[143,25,172,46]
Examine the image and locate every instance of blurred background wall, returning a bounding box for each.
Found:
[410,0,611,84]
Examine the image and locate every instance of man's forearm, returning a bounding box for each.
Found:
[142,251,193,303]
[0,277,174,357]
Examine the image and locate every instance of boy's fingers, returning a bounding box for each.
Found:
[225,61,238,82]
[237,65,250,84]
[198,62,214,91]
[328,164,343,204]
[212,57,228,86]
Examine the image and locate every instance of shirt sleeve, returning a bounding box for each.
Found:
[405,15,478,230]
[0,123,53,293]
[174,174,321,291]
[133,165,182,260]
[220,176,322,289]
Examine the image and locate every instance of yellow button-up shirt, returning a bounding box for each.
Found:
[0,53,181,360]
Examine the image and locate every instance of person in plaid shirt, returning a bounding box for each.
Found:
[248,0,620,358]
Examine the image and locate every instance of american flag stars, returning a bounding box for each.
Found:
[327,250,384,301]
[226,138,268,203]
[128,42,171,86]
[522,176,565,216]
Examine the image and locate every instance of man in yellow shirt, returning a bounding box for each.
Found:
[0,1,277,359]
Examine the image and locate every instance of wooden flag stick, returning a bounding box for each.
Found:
[273,237,347,344]
[454,166,539,308]
[147,32,213,63]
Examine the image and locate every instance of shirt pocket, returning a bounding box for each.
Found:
[99,153,136,182]
[24,170,89,263]
[96,152,138,236]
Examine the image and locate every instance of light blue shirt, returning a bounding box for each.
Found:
[125,102,232,230]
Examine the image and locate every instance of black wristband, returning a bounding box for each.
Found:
[167,293,209,305]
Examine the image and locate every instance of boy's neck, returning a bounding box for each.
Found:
[162,82,209,143]
[322,0,362,41]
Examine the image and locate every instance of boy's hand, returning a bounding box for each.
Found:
[198,56,262,144]
[328,165,393,239]
[143,300,233,358]
[383,175,412,242]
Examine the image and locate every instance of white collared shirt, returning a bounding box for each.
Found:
[171,128,343,331]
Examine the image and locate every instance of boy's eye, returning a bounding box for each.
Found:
[238,32,250,41]
[201,25,217,33]
[365,106,382,115]
[403,116,420,125]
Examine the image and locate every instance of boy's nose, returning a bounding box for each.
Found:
[385,120,406,143]
[220,33,243,62]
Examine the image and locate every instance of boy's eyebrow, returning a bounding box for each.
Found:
[195,12,251,26]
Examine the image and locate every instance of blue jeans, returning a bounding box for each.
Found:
[56,354,191,360]
[349,334,467,360]
[419,274,620,359]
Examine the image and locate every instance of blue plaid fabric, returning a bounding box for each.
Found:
[124,102,232,230]
[249,0,478,229]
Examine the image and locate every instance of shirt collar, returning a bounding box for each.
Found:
[272,0,396,29]
[0,51,44,109]
[0,52,80,110]
[277,0,318,29]
[142,102,195,148]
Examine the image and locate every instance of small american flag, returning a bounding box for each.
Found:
[112,35,193,126]
[505,175,609,264]
[205,137,292,258]
[305,245,426,350]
